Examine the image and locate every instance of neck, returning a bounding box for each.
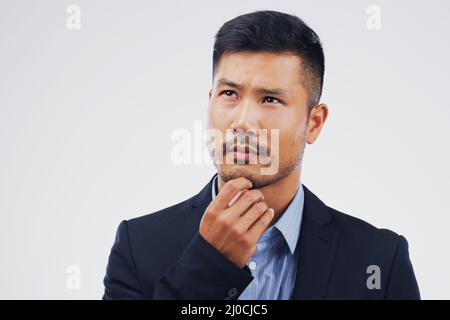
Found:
[217,167,301,227]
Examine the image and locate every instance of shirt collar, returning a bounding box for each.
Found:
[211,174,304,254]
[271,185,304,254]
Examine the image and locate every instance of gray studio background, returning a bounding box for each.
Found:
[1,0,449,299]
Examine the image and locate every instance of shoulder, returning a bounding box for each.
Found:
[303,185,403,249]
[125,194,197,236]
[330,206,399,238]
[327,206,405,257]
[125,176,214,233]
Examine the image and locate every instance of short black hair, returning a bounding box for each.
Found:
[213,10,325,110]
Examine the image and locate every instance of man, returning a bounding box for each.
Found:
[103,10,420,299]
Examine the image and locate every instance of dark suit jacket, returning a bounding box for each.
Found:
[103,174,420,299]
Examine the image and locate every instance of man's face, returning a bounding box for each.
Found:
[208,51,312,188]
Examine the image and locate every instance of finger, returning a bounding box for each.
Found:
[227,189,264,219]
[228,190,246,207]
[238,201,269,231]
[247,208,275,241]
[209,177,252,211]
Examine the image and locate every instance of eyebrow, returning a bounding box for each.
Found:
[217,78,290,98]
[217,78,242,89]
[256,87,289,97]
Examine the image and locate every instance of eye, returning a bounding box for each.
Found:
[262,96,282,104]
[220,90,237,98]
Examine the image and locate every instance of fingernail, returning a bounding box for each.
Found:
[269,208,274,217]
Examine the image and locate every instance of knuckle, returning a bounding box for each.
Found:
[258,218,267,227]
[254,202,268,212]
[225,180,238,192]
[251,189,263,199]
[237,177,251,187]
[201,215,211,225]
[216,214,227,225]
[224,218,235,229]
[205,208,216,217]
[231,226,243,237]
[243,191,258,202]
[262,212,272,224]
[239,235,251,247]
[257,214,267,225]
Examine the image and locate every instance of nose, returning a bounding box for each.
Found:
[227,99,260,151]
[229,97,260,134]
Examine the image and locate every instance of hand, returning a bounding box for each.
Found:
[199,177,275,268]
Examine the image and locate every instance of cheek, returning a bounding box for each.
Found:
[270,120,306,155]
[208,100,231,129]
[208,104,222,130]
[279,131,297,154]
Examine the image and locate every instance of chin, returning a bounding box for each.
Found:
[217,164,278,189]
[219,163,257,177]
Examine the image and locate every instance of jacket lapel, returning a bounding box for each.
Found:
[290,186,341,299]
[178,174,216,251]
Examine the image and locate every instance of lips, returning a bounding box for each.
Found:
[232,144,258,155]
[221,142,267,164]
[228,144,259,163]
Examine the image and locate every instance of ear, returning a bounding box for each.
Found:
[306,103,328,144]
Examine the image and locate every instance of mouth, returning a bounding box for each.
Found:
[230,144,259,163]
[233,144,258,154]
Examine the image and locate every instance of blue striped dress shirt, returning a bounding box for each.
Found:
[211,175,305,300]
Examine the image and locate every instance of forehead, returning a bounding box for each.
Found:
[214,51,303,89]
